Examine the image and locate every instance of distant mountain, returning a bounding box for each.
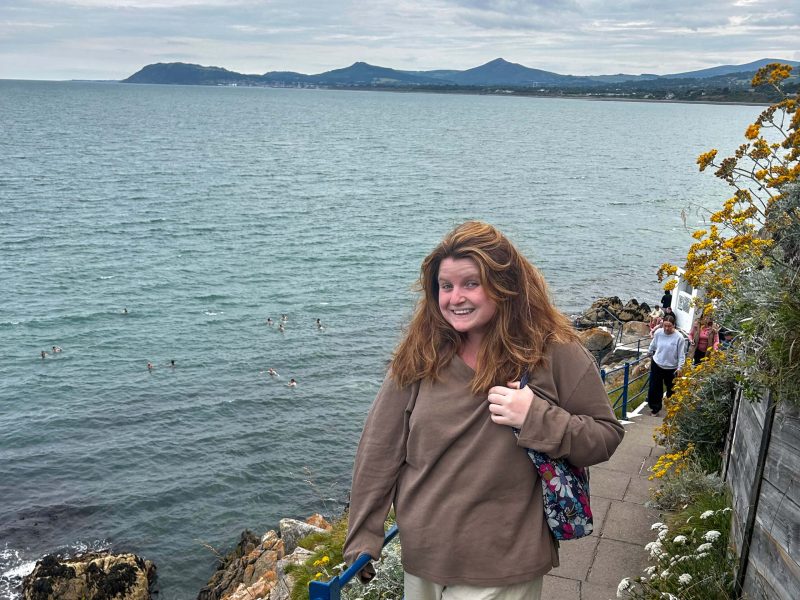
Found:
[123,62,258,85]
[586,73,661,84]
[665,58,800,79]
[122,58,799,96]
[310,62,441,85]
[402,69,462,80]
[445,58,582,86]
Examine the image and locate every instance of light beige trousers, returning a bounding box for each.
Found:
[403,572,543,600]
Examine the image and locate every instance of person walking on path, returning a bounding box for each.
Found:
[647,314,686,415]
[343,221,624,600]
[688,315,720,365]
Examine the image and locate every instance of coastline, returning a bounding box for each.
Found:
[0,78,772,107]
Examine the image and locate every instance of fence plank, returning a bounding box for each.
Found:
[743,511,800,600]
[727,396,767,552]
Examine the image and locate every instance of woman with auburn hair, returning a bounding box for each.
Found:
[343,221,624,600]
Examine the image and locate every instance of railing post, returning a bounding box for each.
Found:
[622,362,630,419]
[309,577,339,600]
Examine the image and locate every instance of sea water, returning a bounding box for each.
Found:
[0,80,760,598]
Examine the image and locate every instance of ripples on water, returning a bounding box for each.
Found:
[0,80,760,598]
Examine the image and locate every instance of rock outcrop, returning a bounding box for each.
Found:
[22,552,156,600]
[575,296,651,327]
[197,514,331,600]
[578,327,615,362]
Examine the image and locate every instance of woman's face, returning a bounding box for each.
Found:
[662,319,675,334]
[437,257,497,341]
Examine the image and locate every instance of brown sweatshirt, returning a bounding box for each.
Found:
[343,340,624,586]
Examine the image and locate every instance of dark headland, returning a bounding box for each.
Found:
[122,57,800,103]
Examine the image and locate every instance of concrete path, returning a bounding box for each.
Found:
[541,408,666,600]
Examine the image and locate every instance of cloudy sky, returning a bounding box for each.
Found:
[2,0,798,81]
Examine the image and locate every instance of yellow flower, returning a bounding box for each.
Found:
[745,123,760,140]
[697,149,718,171]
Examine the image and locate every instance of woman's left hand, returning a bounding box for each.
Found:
[487,380,535,427]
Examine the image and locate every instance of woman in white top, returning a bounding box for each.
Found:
[647,314,686,415]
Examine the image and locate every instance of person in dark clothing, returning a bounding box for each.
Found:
[660,288,673,310]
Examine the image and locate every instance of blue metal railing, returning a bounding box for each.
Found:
[308,525,399,600]
[601,354,650,419]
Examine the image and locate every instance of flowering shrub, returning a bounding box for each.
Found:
[648,459,726,512]
[656,63,800,408]
[618,493,735,599]
[657,62,799,300]
[652,350,737,474]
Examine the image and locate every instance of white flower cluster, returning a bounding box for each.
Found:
[616,577,634,597]
[703,530,721,542]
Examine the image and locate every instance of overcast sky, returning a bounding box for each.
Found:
[2,0,798,81]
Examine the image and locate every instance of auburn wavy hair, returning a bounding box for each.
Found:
[390,221,578,393]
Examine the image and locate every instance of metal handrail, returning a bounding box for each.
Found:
[601,355,650,419]
[308,525,399,600]
[600,307,626,342]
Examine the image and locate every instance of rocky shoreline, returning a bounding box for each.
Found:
[18,296,653,600]
[20,515,333,600]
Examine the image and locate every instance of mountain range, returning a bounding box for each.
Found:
[123,57,800,97]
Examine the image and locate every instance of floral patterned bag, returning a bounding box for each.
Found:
[525,447,593,540]
[516,373,593,541]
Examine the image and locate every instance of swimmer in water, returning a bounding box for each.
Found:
[266,318,273,326]
[169,359,175,368]
[281,314,288,322]
[123,307,128,314]
[267,368,278,377]
[41,350,47,359]
[278,323,285,333]
[147,362,154,371]
[52,346,62,353]
[287,378,297,387]
[315,318,324,329]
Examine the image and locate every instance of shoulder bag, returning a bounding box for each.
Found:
[514,373,593,541]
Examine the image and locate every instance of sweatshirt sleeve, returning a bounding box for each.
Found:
[516,343,624,468]
[342,374,419,566]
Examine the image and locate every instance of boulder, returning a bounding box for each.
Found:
[278,519,327,555]
[305,514,332,531]
[617,299,651,322]
[575,297,651,327]
[22,552,156,600]
[198,529,282,600]
[268,548,314,600]
[621,321,651,343]
[199,516,328,600]
[578,327,615,362]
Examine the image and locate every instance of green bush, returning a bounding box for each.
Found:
[619,489,735,600]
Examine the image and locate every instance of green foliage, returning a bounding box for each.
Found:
[341,539,404,600]
[715,183,800,406]
[620,489,735,600]
[668,363,736,471]
[288,513,402,600]
[288,516,349,600]
[648,459,727,511]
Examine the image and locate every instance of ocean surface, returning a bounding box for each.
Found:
[0,79,760,599]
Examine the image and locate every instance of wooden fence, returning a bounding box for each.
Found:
[724,389,800,599]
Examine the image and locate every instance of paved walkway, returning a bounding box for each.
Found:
[542,407,666,600]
